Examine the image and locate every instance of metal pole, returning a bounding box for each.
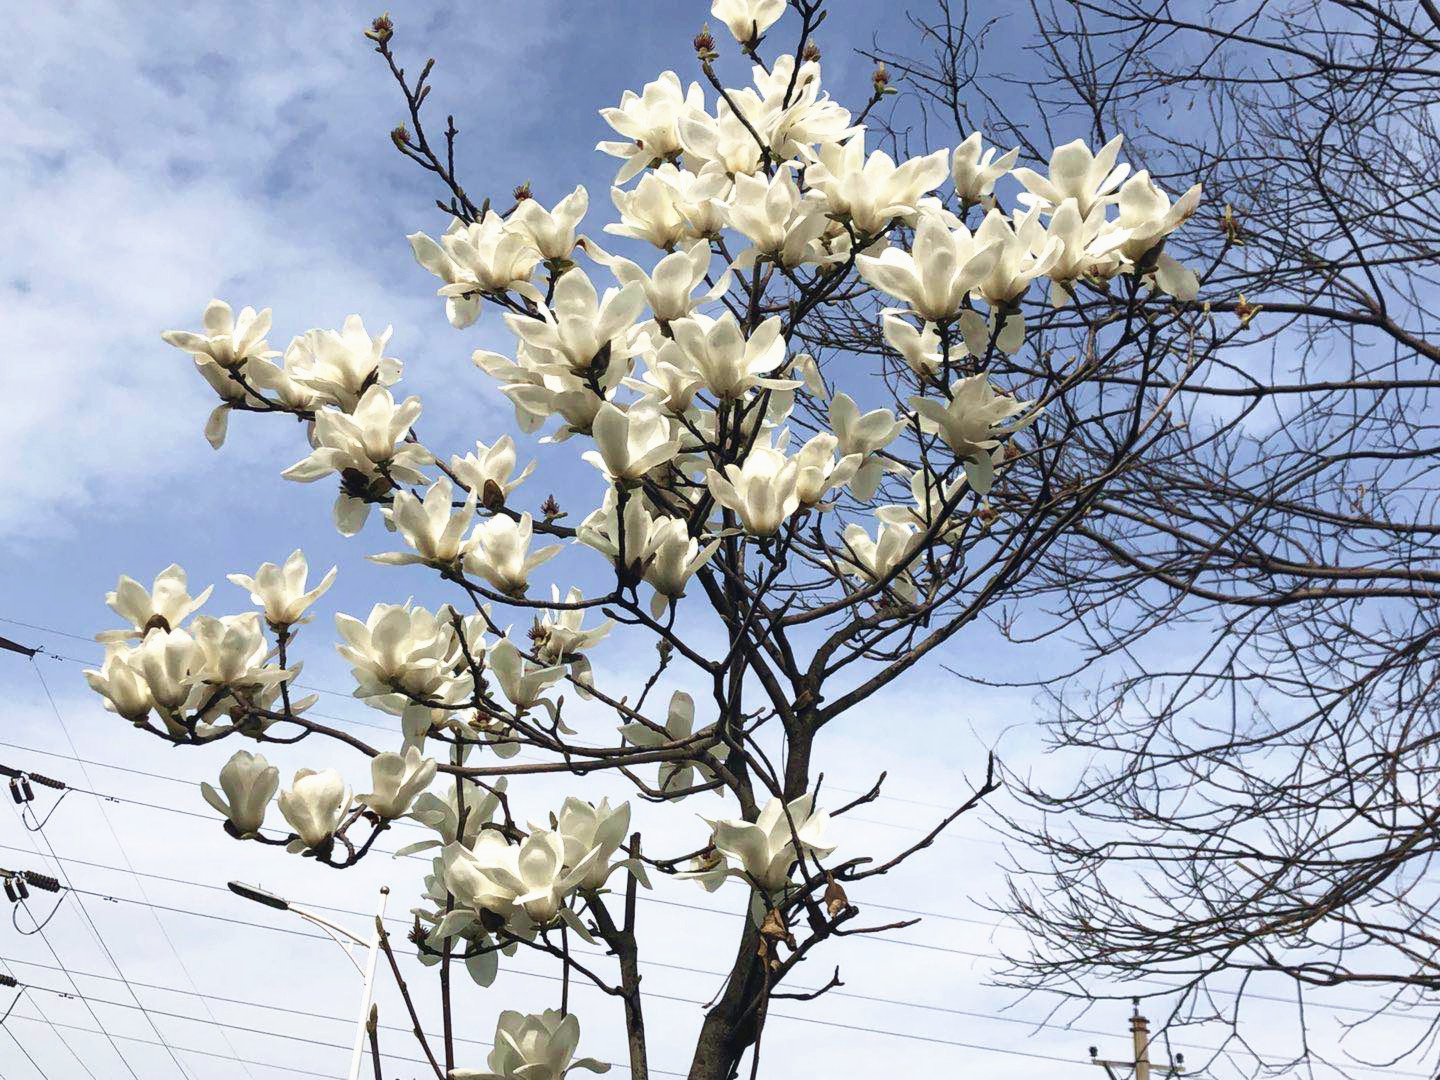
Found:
[347,886,390,1080]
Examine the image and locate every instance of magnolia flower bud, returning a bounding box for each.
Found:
[201,750,279,837]
[278,768,350,850]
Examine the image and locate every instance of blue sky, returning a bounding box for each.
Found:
[0,2,1421,1079]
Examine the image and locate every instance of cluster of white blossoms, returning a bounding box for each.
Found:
[96,0,1206,1071]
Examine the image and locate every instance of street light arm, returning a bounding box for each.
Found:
[289,903,373,949]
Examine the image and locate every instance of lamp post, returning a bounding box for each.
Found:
[229,881,389,1080]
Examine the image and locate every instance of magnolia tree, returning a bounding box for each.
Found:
[83,1,1202,1077]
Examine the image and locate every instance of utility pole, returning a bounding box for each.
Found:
[1089,998,1185,1079]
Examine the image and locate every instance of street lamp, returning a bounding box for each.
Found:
[229,880,390,1080]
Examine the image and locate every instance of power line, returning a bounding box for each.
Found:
[7,620,1436,1072]
[5,841,1430,1080]
[0,955,52,1080]
[26,661,199,1080]
[4,751,1432,1029]
[3,1010,371,1080]
[4,957,690,1078]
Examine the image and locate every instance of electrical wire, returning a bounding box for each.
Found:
[0,956,52,1080]
[6,617,1433,1077]
[5,843,1429,1079]
[1,752,1429,1028]
[27,660,204,1078]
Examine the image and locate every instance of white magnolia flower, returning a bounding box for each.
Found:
[878,467,968,541]
[582,401,682,482]
[881,314,947,376]
[488,639,565,711]
[597,71,704,184]
[280,385,432,536]
[201,749,279,837]
[409,213,542,326]
[535,587,615,665]
[670,313,794,401]
[335,603,470,711]
[725,168,830,267]
[1115,172,1203,300]
[620,690,719,797]
[227,549,337,627]
[605,168,692,249]
[450,436,535,508]
[1013,135,1128,217]
[189,613,285,691]
[1044,198,1133,305]
[546,797,632,890]
[99,564,212,642]
[706,443,801,535]
[134,627,198,713]
[244,336,327,414]
[910,375,1035,494]
[712,0,786,42]
[857,208,1003,321]
[829,392,906,499]
[576,493,718,610]
[509,186,588,262]
[465,513,561,597]
[951,131,1019,205]
[278,768,350,850]
[806,137,950,235]
[838,520,921,602]
[641,517,721,613]
[283,316,402,410]
[84,647,153,722]
[696,793,835,892]
[186,353,268,449]
[452,1009,608,1080]
[971,207,1064,308]
[372,478,476,570]
[658,162,732,239]
[586,239,725,324]
[793,433,862,507]
[358,746,437,819]
[678,90,770,177]
[507,269,646,377]
[626,339,705,414]
[401,776,505,855]
[444,827,601,927]
[161,299,275,371]
[753,55,857,159]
